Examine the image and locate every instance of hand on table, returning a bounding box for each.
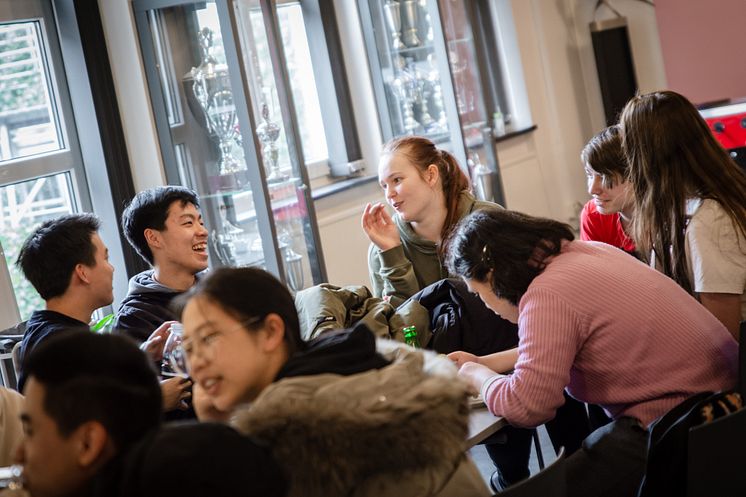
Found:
[457,361,501,397]
[447,351,480,368]
[361,202,401,251]
[140,321,176,362]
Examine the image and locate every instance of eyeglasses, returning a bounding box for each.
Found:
[179,316,265,372]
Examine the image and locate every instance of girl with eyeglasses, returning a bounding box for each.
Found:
[447,208,737,497]
[174,266,492,497]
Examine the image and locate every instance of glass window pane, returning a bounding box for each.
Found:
[144,2,271,273]
[0,173,76,320]
[235,0,323,291]
[276,3,328,164]
[366,0,450,142]
[0,21,63,162]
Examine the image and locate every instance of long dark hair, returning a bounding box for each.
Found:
[620,90,746,293]
[382,136,471,242]
[446,209,574,305]
[174,267,306,355]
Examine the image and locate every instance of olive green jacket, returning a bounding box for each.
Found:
[294,283,430,343]
[368,191,500,308]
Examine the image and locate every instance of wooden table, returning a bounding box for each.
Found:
[466,406,506,448]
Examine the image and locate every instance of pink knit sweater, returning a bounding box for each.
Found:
[481,241,738,428]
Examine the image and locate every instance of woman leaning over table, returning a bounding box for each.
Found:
[447,208,737,497]
[361,136,593,491]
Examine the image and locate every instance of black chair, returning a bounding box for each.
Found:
[496,447,565,497]
[687,407,746,497]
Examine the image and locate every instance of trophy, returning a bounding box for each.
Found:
[412,67,436,133]
[255,102,288,184]
[383,1,404,50]
[187,28,246,176]
[391,57,419,135]
[278,226,305,292]
[418,0,434,43]
[427,54,448,133]
[401,0,421,47]
[469,152,493,202]
[211,202,250,266]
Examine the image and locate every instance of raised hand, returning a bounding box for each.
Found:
[140,321,176,362]
[361,202,401,251]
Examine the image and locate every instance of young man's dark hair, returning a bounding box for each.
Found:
[23,331,162,450]
[121,186,200,265]
[17,332,162,497]
[16,213,100,300]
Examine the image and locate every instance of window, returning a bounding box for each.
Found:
[0,0,126,323]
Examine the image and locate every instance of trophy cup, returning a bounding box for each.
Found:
[469,152,494,202]
[400,0,421,47]
[391,58,420,135]
[418,0,434,43]
[255,102,288,184]
[427,54,448,133]
[383,1,404,50]
[412,67,436,133]
[187,28,246,177]
[211,202,251,266]
[278,226,305,292]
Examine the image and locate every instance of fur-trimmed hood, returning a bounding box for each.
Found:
[232,338,489,497]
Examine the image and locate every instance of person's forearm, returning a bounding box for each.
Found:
[699,292,742,341]
[479,347,519,373]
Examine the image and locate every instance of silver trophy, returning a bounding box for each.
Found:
[418,0,434,43]
[187,28,246,176]
[427,54,448,133]
[412,67,436,133]
[278,226,305,292]
[401,0,421,47]
[391,58,419,135]
[383,1,404,50]
[255,102,288,184]
[469,152,493,202]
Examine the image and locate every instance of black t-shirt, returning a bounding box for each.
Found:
[18,310,89,391]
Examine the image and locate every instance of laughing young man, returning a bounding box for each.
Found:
[113,186,209,343]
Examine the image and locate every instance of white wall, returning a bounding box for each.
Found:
[97,0,667,288]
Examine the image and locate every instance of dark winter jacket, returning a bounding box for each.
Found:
[113,270,195,343]
[18,310,89,391]
[91,423,287,497]
[406,278,519,355]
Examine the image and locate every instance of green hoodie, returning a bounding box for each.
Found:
[367,191,500,308]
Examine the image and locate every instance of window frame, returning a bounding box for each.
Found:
[0,0,134,319]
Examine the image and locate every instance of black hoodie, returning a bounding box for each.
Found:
[113,270,189,343]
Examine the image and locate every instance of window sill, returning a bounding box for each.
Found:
[311,174,378,200]
[494,124,537,144]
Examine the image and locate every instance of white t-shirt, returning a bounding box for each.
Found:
[686,198,746,321]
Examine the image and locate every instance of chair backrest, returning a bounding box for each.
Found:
[738,322,745,398]
[687,406,746,497]
[11,340,22,380]
[498,447,566,497]
[0,349,16,390]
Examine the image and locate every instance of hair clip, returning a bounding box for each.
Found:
[481,244,491,265]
